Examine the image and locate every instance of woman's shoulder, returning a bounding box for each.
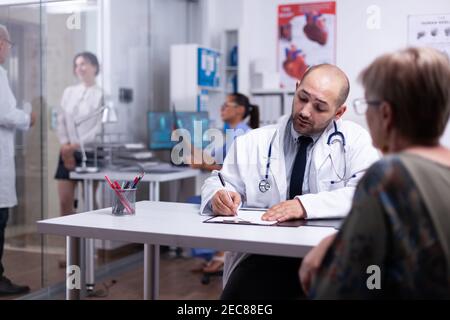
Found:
[358,153,450,199]
[359,155,412,191]
[64,83,83,92]
[62,84,83,98]
[366,153,450,179]
[234,121,251,133]
[61,85,77,105]
[365,154,403,173]
[88,85,104,102]
[90,84,103,94]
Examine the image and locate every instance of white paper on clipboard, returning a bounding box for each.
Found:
[204,209,276,226]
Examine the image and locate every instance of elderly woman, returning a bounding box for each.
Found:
[300,47,450,299]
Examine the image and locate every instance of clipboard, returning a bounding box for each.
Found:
[203,215,277,226]
[203,215,343,229]
[276,218,343,229]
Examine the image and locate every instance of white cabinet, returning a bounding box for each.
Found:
[170,44,222,110]
[222,29,239,94]
[170,44,224,128]
[251,89,295,126]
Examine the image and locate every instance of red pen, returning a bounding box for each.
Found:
[105,175,115,188]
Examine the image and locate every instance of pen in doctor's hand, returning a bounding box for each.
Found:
[217,172,237,215]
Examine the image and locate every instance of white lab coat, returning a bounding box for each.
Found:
[0,66,31,208]
[200,114,380,285]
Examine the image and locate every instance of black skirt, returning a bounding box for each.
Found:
[54,151,83,180]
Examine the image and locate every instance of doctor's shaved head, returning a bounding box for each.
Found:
[300,64,350,107]
[292,63,349,135]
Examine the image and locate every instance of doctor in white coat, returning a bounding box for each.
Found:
[0,25,35,295]
[200,64,380,299]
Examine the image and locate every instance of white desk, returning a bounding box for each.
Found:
[69,166,201,291]
[37,201,337,300]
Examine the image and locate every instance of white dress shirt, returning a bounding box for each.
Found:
[57,83,103,146]
[0,66,31,208]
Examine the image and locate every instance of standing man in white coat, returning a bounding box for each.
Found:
[200,64,380,299]
[0,24,35,296]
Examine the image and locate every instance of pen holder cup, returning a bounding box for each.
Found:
[112,188,136,216]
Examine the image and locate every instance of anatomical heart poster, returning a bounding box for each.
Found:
[278,2,336,88]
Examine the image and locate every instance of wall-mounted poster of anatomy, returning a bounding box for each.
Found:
[278,1,336,89]
[408,14,450,58]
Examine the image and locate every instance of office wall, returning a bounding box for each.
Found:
[208,0,450,146]
[100,0,204,143]
[99,0,151,143]
[443,123,450,148]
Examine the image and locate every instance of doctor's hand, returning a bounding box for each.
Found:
[299,233,337,296]
[262,199,306,222]
[211,190,241,216]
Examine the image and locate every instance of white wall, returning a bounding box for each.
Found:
[209,0,450,146]
[99,0,151,142]
[443,123,450,148]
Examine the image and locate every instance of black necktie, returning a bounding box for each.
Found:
[289,136,313,199]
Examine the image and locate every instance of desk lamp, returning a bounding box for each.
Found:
[74,101,118,173]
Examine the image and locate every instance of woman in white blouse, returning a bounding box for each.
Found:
[55,52,103,216]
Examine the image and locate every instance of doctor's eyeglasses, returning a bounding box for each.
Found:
[353,98,382,115]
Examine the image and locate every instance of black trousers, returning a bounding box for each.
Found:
[221,254,304,300]
[0,208,9,278]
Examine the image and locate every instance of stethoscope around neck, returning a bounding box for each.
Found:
[258,120,356,193]
[258,132,278,193]
[327,121,356,184]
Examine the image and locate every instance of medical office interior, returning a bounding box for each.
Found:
[0,0,449,300]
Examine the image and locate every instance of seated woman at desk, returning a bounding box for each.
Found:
[189,93,259,274]
[55,51,103,217]
[299,47,450,299]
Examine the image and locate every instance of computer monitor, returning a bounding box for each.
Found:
[147,111,210,150]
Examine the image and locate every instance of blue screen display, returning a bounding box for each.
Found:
[148,111,210,150]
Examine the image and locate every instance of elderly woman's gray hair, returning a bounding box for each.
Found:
[359,47,450,144]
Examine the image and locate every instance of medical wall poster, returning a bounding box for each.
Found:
[278,1,336,88]
[408,14,450,58]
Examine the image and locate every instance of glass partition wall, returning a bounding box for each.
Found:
[0,0,203,300]
[0,0,103,299]
[0,2,45,298]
